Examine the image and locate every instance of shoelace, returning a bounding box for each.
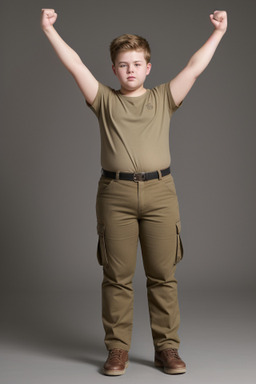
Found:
[109,349,124,361]
[163,349,180,359]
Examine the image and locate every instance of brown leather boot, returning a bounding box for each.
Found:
[155,348,186,374]
[103,348,129,376]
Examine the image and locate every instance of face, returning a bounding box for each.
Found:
[112,50,151,94]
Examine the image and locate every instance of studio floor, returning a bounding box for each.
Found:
[0,290,255,384]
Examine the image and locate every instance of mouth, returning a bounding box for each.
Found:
[127,76,136,80]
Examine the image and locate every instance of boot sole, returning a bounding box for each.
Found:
[103,361,129,376]
[155,359,186,375]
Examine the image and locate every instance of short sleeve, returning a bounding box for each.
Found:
[86,82,112,117]
[165,81,183,113]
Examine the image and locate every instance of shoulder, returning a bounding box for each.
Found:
[97,82,116,97]
[150,82,180,112]
[87,82,119,115]
[149,82,170,96]
[87,82,114,105]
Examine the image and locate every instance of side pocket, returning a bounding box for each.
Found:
[98,177,114,193]
[97,223,108,267]
[175,220,184,265]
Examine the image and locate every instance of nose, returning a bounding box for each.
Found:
[127,65,134,73]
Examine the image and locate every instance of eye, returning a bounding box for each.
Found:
[119,64,127,68]
[135,63,141,67]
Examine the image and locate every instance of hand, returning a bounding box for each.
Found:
[41,8,58,30]
[210,10,227,33]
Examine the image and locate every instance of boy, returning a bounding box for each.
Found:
[40,8,227,376]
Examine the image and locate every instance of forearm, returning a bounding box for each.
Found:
[187,29,225,78]
[42,25,82,72]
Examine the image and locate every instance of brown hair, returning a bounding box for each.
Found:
[110,34,151,65]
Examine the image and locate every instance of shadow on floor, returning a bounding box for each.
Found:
[130,356,153,368]
[0,293,105,369]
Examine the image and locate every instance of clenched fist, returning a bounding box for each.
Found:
[41,8,58,30]
[210,10,228,33]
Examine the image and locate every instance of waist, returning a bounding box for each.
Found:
[101,166,171,182]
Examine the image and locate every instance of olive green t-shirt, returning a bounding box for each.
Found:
[88,82,180,173]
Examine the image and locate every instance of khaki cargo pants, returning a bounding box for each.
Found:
[96,171,183,352]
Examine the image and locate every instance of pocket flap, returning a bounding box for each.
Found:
[97,223,105,236]
[176,220,181,234]
[96,223,108,267]
[175,220,183,265]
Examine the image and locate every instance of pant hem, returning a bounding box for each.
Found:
[155,344,180,352]
[106,343,130,352]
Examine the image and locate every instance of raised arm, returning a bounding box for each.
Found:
[40,9,98,105]
[170,10,228,107]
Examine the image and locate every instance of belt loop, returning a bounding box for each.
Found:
[115,171,120,180]
[157,170,162,180]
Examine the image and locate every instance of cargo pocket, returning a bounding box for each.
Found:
[175,220,184,265]
[96,223,108,267]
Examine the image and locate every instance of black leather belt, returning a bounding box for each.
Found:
[102,166,170,182]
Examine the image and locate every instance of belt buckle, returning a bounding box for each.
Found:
[133,172,146,182]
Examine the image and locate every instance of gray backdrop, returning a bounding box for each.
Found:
[1,1,256,383]
[2,0,255,294]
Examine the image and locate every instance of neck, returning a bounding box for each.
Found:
[119,85,147,97]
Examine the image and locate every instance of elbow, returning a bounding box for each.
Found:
[186,62,199,81]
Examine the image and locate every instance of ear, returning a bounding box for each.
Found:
[112,64,117,76]
[146,62,152,76]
